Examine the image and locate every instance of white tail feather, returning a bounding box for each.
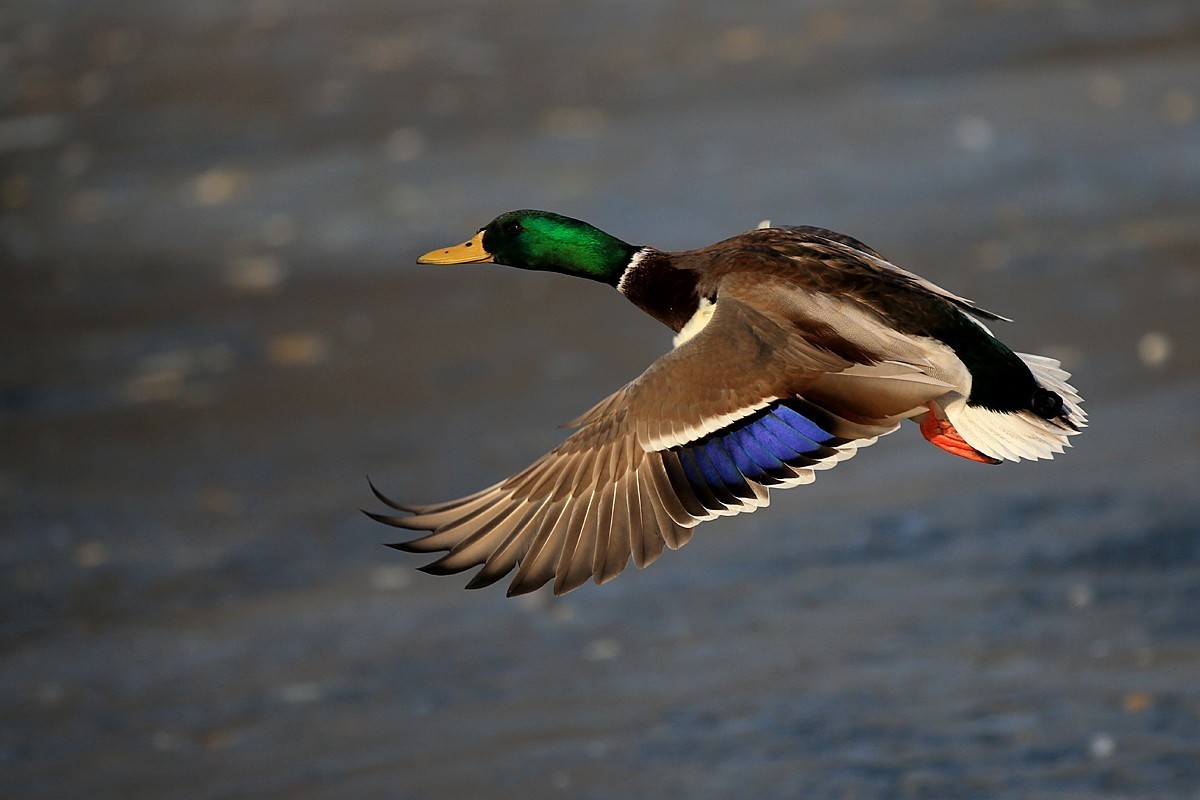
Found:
[942,353,1086,462]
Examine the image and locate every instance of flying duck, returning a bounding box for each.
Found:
[367,210,1085,596]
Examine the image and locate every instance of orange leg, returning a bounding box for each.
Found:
[919,406,1001,465]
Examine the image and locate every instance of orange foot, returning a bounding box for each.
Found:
[920,407,1002,464]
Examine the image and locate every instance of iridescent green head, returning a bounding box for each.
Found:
[417,210,640,286]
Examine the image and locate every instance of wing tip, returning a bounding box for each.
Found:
[416,558,465,577]
[366,476,421,512]
[362,508,430,530]
[505,579,544,598]
[383,540,426,554]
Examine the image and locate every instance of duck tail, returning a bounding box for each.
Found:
[939,353,1086,463]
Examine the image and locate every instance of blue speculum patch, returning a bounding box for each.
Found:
[672,400,839,493]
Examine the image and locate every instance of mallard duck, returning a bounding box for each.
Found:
[367,210,1085,596]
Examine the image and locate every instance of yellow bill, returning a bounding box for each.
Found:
[416,230,494,264]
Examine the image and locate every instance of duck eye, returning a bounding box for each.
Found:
[504,220,523,235]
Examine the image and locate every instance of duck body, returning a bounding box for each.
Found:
[369,211,1085,596]
[619,228,1040,409]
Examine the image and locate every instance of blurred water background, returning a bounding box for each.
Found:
[3,1,1199,798]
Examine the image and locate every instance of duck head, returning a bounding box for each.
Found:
[418,209,640,286]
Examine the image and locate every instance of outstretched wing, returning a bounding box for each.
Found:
[368,280,905,596]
